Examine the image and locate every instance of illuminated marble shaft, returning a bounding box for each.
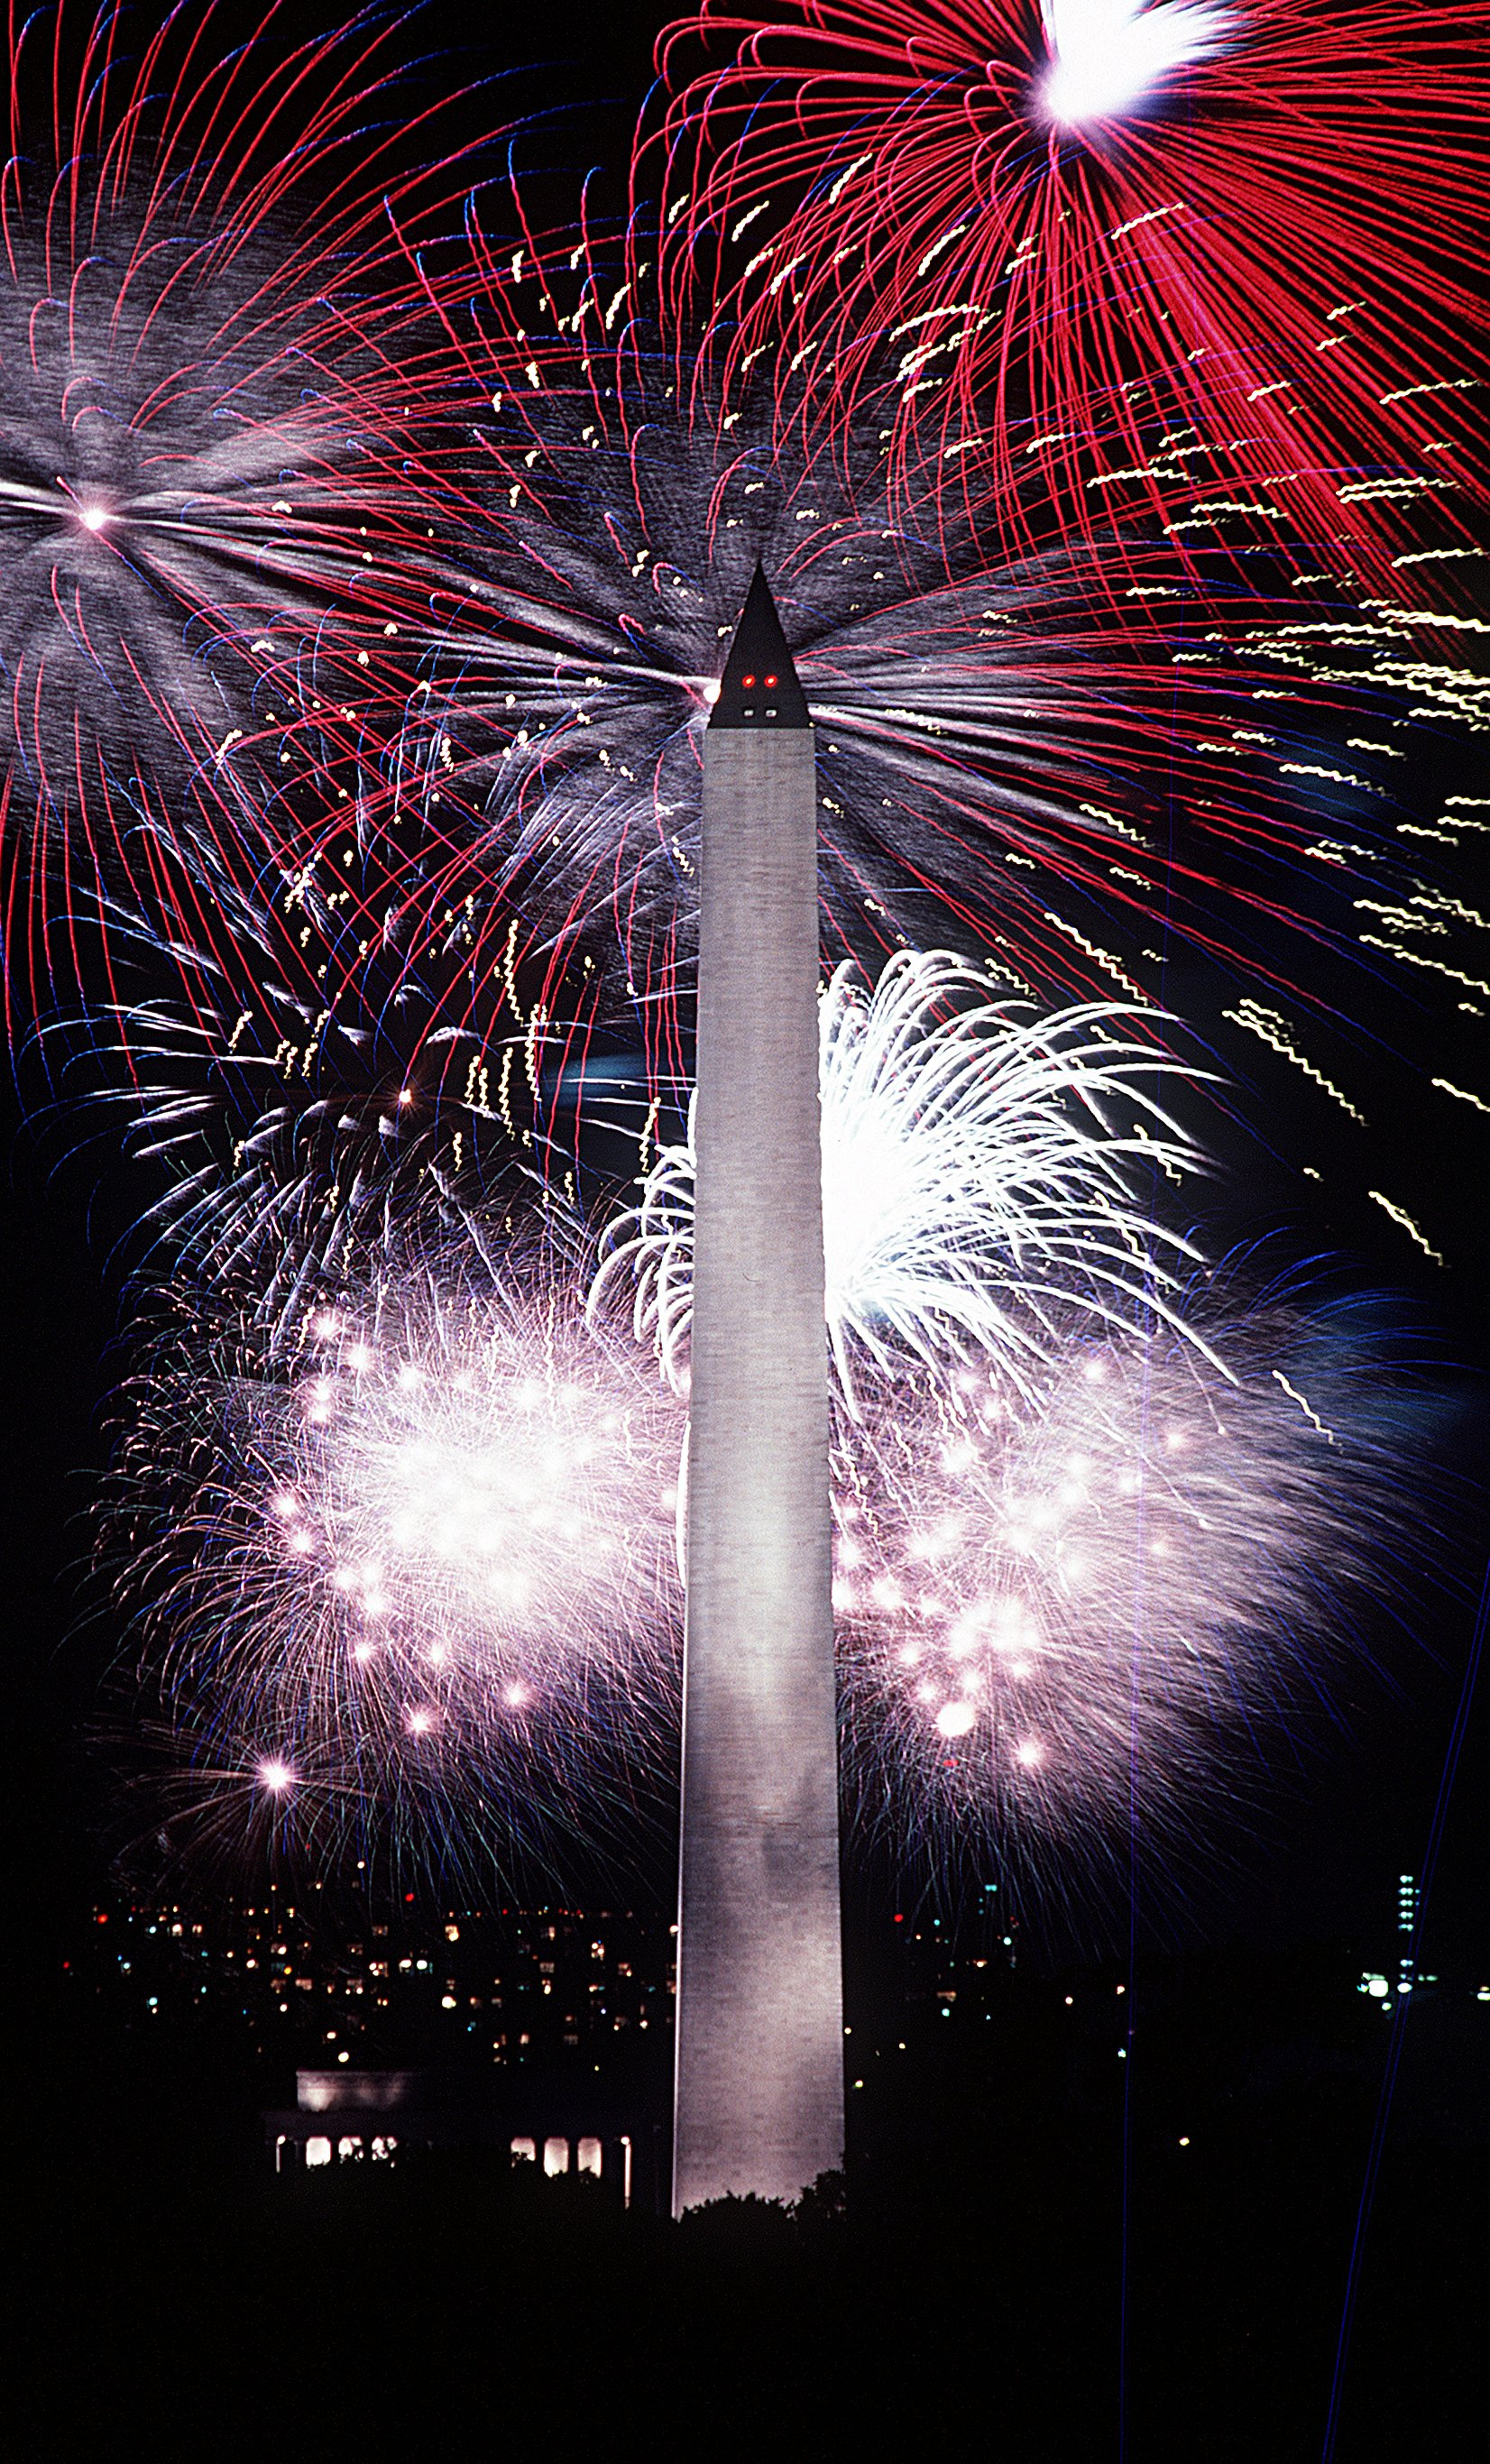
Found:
[672,574,845,2214]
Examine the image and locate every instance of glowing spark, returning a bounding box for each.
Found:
[1367,1192,1446,1264]
[1430,1077,1490,1117]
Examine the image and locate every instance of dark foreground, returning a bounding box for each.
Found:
[16,2018,1484,2459]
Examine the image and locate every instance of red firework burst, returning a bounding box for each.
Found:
[648,0,1490,588]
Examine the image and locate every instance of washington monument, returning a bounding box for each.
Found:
[671,566,844,2215]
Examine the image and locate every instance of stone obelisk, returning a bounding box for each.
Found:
[671,566,844,2215]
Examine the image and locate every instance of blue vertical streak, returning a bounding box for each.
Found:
[1320,1552,1489,2461]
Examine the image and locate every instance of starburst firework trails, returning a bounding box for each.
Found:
[594,948,1222,1410]
[261,190,1448,1081]
[0,0,520,1031]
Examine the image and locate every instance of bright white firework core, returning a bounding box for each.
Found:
[832,1292,1413,1898]
[1039,0,1234,126]
[256,1289,682,1727]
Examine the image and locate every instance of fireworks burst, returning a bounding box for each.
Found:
[28,8,1467,1921]
[106,1233,1442,1913]
[1039,0,1235,127]
[37,805,553,1306]
[834,1291,1438,1921]
[309,207,1442,1099]
[104,1239,685,1878]
[0,0,500,1021]
[595,948,1218,1409]
[650,0,1489,583]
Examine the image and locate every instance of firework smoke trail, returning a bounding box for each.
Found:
[833,1294,1437,1926]
[595,946,1220,1411]
[648,0,1489,584]
[0,0,517,1029]
[316,204,1449,1111]
[103,1237,686,1884]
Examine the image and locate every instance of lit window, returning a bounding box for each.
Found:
[543,2137,569,2177]
[306,2138,332,2168]
[510,2136,537,2165]
[576,2138,602,2178]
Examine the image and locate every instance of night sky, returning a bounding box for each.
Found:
[4,11,1487,2458]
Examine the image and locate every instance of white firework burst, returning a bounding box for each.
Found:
[103,1240,686,1877]
[594,948,1219,1411]
[834,1291,1439,1923]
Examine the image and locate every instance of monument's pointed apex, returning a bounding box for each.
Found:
[710,563,811,730]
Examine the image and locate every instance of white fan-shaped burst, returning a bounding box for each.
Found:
[593,950,1219,1415]
[1040,0,1235,127]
